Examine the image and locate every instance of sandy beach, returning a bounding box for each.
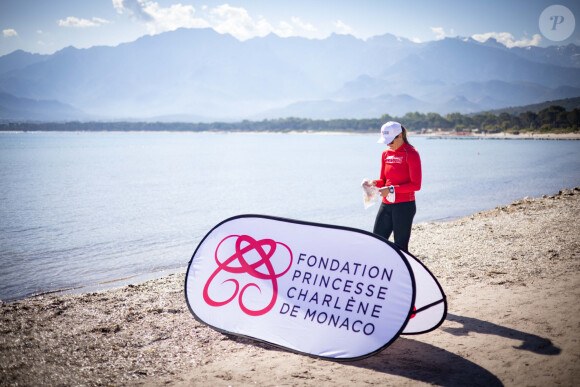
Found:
[1,187,579,386]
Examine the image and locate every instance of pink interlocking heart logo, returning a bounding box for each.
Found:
[203,235,293,316]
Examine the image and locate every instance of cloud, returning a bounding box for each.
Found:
[92,17,112,25]
[334,20,353,35]
[276,21,294,38]
[430,27,456,40]
[430,27,446,40]
[113,1,324,40]
[113,0,153,21]
[58,16,111,28]
[113,0,209,34]
[291,17,317,33]
[3,29,18,38]
[209,4,272,39]
[145,3,210,34]
[276,17,318,38]
[471,32,542,48]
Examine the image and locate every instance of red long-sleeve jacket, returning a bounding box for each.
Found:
[375,143,422,203]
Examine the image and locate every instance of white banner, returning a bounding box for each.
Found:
[185,215,417,360]
[401,251,447,335]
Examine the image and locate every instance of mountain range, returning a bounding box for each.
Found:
[1,28,579,122]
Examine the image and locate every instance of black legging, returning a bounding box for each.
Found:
[373,201,416,252]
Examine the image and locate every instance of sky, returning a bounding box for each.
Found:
[1,0,579,57]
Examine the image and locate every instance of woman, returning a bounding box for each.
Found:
[369,121,421,252]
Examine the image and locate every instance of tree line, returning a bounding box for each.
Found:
[1,105,578,133]
[398,105,579,133]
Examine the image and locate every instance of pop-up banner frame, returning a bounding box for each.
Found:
[185,215,446,361]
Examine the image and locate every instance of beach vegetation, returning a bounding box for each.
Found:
[1,106,578,135]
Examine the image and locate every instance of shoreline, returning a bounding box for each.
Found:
[29,267,186,302]
[1,187,579,386]
[417,132,580,140]
[2,187,576,304]
[1,130,579,140]
[2,187,574,304]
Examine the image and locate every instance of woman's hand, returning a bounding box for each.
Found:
[378,185,394,197]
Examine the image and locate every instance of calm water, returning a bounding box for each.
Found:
[1,132,579,301]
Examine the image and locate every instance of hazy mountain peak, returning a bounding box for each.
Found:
[0,29,578,122]
[0,50,50,75]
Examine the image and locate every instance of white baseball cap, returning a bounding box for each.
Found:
[377,121,402,144]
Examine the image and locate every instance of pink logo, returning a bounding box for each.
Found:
[203,235,293,316]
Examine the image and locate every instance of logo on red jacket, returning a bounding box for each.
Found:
[203,235,293,316]
[386,155,404,164]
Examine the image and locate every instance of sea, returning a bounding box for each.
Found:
[1,131,579,301]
